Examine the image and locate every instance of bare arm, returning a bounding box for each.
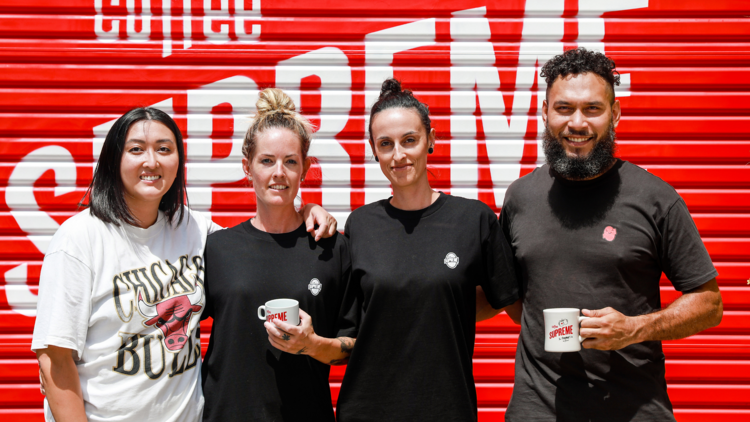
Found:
[476,286,523,324]
[36,346,87,422]
[475,286,498,322]
[581,278,723,350]
[299,204,338,241]
[265,309,355,365]
[504,299,523,325]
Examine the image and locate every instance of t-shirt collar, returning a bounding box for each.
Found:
[121,210,166,240]
[241,219,309,242]
[383,191,448,220]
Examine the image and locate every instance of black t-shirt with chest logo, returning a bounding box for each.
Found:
[336,193,519,422]
[201,221,354,422]
[501,160,718,422]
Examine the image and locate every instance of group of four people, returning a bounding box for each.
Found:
[32,48,722,422]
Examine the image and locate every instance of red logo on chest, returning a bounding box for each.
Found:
[603,226,617,242]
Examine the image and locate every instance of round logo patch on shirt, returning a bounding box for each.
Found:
[308,278,322,296]
[444,252,459,269]
[603,226,617,242]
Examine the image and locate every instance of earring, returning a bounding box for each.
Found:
[428,146,434,154]
[375,156,379,162]
[301,177,305,182]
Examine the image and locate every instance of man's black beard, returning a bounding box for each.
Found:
[543,122,617,180]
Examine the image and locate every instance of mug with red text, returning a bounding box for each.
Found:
[258,299,300,326]
[543,308,590,352]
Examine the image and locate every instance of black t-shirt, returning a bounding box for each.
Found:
[501,160,718,422]
[201,220,354,422]
[336,193,519,422]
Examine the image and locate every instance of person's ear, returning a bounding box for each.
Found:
[369,140,379,162]
[611,99,621,129]
[542,99,549,124]
[427,128,436,154]
[301,157,312,181]
[242,157,252,181]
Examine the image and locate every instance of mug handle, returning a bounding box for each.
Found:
[258,306,267,321]
[578,316,590,343]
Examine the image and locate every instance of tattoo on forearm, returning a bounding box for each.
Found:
[296,347,308,355]
[337,337,354,354]
[282,333,291,341]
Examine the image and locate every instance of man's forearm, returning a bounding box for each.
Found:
[582,279,722,351]
[633,278,722,342]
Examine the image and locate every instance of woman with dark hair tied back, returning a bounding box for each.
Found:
[336,79,522,421]
[31,107,336,422]
[200,88,355,422]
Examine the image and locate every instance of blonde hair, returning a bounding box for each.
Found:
[242,88,314,160]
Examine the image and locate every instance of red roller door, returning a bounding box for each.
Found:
[0,0,748,420]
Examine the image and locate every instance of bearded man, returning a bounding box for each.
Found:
[499,48,723,421]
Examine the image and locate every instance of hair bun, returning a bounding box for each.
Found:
[378,78,403,101]
[256,88,296,117]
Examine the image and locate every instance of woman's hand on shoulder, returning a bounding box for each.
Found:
[300,204,338,241]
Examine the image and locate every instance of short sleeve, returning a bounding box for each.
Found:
[338,218,360,337]
[343,215,352,239]
[335,239,359,338]
[201,234,216,321]
[481,211,520,309]
[31,250,93,360]
[206,219,223,235]
[499,204,525,299]
[660,198,718,292]
[190,209,223,235]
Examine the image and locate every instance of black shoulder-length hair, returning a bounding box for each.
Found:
[82,107,187,227]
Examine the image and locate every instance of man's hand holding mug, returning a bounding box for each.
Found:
[580,307,642,351]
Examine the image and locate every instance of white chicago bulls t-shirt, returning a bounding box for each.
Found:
[32,207,221,422]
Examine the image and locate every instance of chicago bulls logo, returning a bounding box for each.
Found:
[137,282,203,352]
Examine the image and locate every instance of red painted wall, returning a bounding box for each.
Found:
[0,1,748,420]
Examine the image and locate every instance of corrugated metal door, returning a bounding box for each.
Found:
[0,1,748,420]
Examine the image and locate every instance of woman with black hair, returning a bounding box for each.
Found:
[31,107,336,422]
[335,79,522,421]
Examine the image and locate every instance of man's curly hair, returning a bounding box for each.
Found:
[540,47,620,103]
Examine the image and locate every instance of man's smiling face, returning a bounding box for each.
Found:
[542,72,622,179]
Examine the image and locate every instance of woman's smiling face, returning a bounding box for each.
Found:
[119,120,179,212]
[243,127,310,209]
[370,107,435,190]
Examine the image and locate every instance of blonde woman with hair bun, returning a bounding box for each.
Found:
[200,88,357,422]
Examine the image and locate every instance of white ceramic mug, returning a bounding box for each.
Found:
[258,299,300,326]
[543,308,590,352]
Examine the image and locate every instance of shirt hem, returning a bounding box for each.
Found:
[336,328,358,338]
[31,337,82,360]
[672,269,719,292]
[491,292,520,311]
